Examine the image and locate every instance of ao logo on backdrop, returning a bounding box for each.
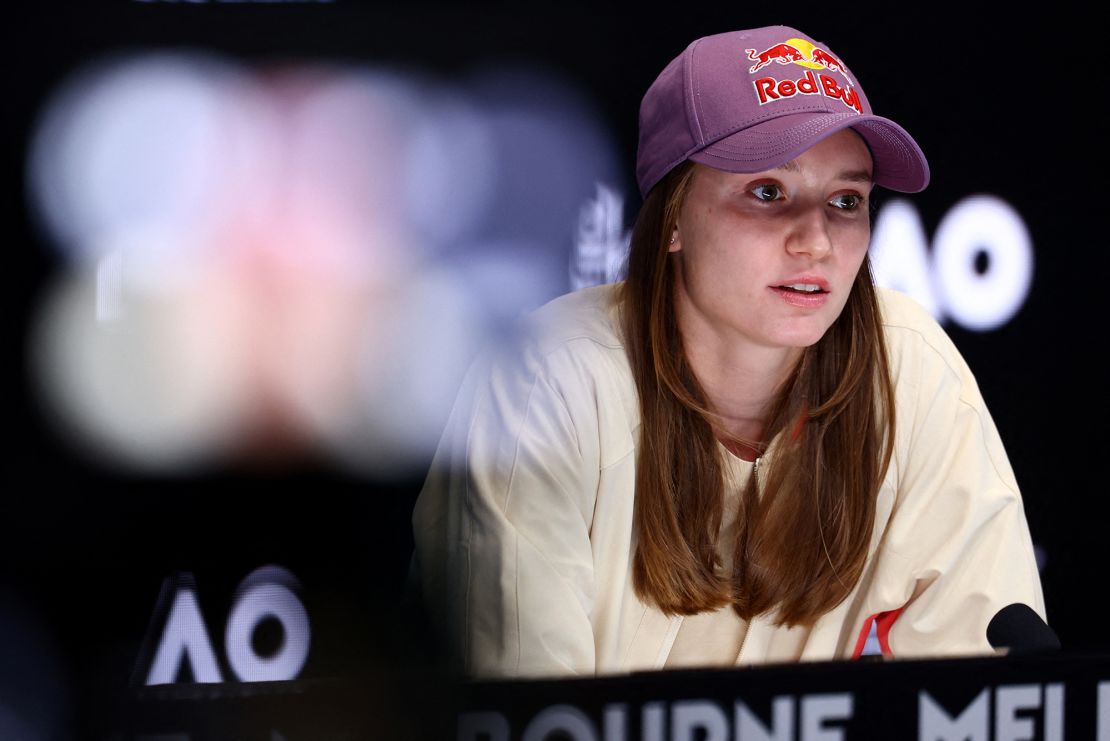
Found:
[869,196,1033,331]
[140,565,310,685]
[573,189,1034,332]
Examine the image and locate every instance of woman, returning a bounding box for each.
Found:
[411,25,1046,677]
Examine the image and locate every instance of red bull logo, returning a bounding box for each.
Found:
[744,38,861,114]
[746,43,807,72]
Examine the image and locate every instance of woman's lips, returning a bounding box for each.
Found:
[770,284,830,308]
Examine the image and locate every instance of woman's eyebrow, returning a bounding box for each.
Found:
[770,162,873,184]
[838,169,874,184]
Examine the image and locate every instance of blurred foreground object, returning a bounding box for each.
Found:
[26,51,620,476]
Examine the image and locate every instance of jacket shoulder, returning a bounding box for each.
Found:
[519,283,626,357]
[877,287,970,380]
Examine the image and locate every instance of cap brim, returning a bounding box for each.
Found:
[689,111,930,193]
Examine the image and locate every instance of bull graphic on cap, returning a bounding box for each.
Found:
[746,43,846,74]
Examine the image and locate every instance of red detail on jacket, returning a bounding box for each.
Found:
[852,607,905,659]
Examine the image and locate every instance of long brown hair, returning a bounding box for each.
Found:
[619,161,896,625]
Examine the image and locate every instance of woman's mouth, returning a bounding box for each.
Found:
[771,284,830,307]
[776,283,827,294]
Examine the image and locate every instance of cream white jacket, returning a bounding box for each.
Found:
[411,284,1045,678]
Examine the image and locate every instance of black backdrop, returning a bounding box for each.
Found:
[6,3,1105,738]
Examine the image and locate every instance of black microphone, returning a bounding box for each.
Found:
[986,603,1060,654]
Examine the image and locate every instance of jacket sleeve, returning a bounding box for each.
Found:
[411,336,603,678]
[879,317,1047,658]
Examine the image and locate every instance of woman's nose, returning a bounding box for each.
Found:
[786,207,833,260]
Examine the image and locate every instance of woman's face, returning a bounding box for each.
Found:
[670,128,874,358]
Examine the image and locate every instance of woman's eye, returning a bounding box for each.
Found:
[751,184,783,202]
[830,194,863,210]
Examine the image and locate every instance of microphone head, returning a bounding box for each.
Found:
[986,603,1060,654]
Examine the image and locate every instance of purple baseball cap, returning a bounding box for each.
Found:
[636,26,929,197]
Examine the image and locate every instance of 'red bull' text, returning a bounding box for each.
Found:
[754,70,862,113]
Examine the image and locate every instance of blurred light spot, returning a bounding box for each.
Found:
[312,267,486,475]
[404,92,497,250]
[32,270,251,473]
[456,244,569,331]
[289,70,424,256]
[28,53,241,266]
